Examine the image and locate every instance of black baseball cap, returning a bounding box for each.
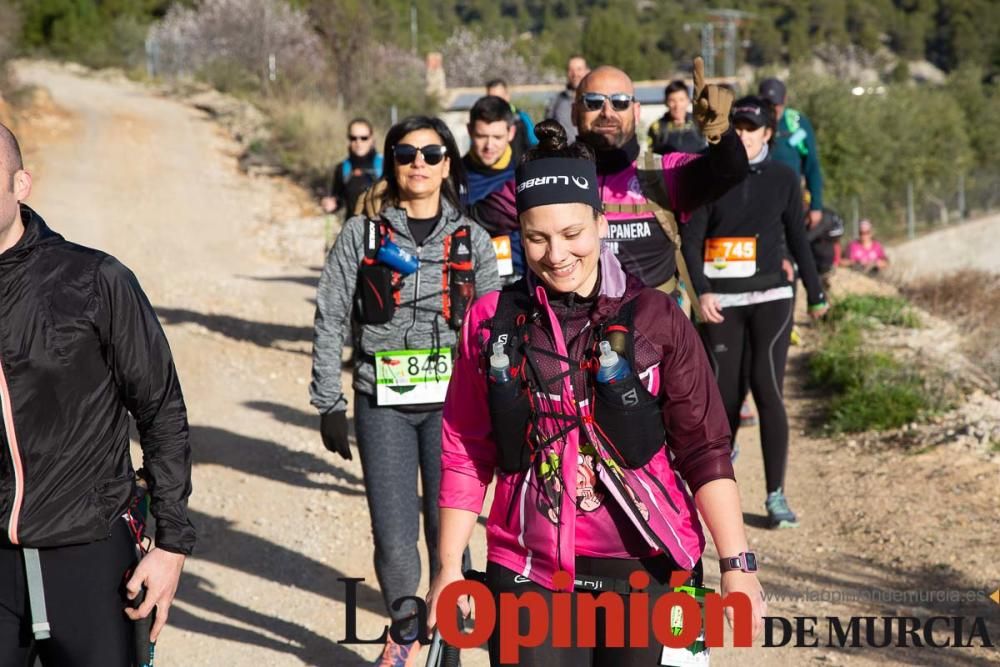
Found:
[732,96,770,129]
[758,78,786,105]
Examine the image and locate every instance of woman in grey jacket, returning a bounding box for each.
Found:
[310,115,500,665]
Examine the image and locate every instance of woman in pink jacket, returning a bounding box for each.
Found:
[427,121,765,666]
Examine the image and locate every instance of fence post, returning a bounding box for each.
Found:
[851,196,859,240]
[906,181,916,239]
[957,173,966,220]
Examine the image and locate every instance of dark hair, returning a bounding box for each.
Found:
[664,80,689,99]
[382,115,467,213]
[485,78,507,90]
[469,95,514,126]
[347,117,373,137]
[523,119,594,163]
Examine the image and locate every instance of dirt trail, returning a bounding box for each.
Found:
[10,62,998,666]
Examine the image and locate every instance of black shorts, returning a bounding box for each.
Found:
[0,518,138,667]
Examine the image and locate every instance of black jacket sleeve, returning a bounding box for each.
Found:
[330,160,346,199]
[680,204,713,296]
[780,176,826,306]
[95,257,196,554]
[671,130,748,213]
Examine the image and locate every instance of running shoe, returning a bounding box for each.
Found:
[373,637,421,667]
[730,442,740,463]
[765,488,799,529]
[790,326,803,346]
[739,401,757,427]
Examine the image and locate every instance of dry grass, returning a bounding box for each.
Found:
[903,270,1000,384]
[259,96,349,192]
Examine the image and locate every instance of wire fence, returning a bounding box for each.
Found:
[829,169,1000,243]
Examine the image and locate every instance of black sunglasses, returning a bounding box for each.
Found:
[393,144,448,166]
[349,135,371,142]
[581,92,635,112]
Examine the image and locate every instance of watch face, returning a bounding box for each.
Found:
[743,552,758,571]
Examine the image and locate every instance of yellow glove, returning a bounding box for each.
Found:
[692,57,733,144]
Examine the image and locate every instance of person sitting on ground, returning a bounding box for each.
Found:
[646,80,708,155]
[486,78,538,156]
[843,219,888,274]
[322,117,382,216]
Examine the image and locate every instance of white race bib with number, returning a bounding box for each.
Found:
[492,235,514,276]
[703,236,757,278]
[375,348,453,406]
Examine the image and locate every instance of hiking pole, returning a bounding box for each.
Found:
[132,587,156,667]
[424,629,460,667]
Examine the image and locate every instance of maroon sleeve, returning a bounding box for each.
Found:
[470,179,519,236]
[633,290,734,492]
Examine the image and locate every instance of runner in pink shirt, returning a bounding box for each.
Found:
[426,120,766,666]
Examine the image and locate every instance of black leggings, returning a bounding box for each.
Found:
[485,557,701,666]
[702,297,795,493]
[0,519,138,667]
[353,393,445,632]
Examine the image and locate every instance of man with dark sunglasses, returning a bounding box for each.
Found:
[570,61,747,314]
[322,117,383,217]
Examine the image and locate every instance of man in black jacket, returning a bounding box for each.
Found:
[0,123,194,665]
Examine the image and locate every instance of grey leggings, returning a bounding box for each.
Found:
[354,392,445,629]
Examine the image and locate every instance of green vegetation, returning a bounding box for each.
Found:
[825,294,921,328]
[3,0,999,205]
[809,296,941,434]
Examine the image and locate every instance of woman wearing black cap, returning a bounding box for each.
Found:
[427,120,765,666]
[681,96,828,530]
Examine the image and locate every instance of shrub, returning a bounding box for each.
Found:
[440,28,555,88]
[809,296,939,433]
[149,0,325,95]
[826,294,921,328]
[261,96,347,189]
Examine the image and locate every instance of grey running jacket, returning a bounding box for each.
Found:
[310,200,501,413]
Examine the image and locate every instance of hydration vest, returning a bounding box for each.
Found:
[483,281,668,475]
[353,217,474,331]
[783,109,809,158]
[341,153,384,183]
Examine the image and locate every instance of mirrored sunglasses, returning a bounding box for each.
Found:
[581,92,635,112]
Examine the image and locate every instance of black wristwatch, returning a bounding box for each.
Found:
[719,551,758,573]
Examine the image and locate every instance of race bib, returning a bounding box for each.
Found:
[703,237,756,278]
[375,348,453,406]
[491,235,514,276]
[660,584,712,666]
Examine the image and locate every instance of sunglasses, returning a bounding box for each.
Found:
[581,92,635,112]
[349,135,371,142]
[393,144,448,166]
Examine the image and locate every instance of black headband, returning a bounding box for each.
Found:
[515,158,602,214]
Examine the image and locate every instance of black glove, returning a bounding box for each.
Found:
[320,411,351,460]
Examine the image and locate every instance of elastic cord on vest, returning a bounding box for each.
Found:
[515,158,602,213]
